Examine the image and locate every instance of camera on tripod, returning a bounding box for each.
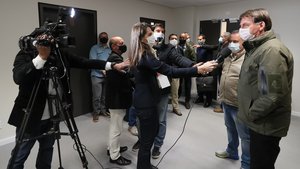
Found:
[18,7,75,51]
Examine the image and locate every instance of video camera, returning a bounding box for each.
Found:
[19,7,75,51]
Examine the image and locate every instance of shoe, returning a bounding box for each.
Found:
[172,109,182,116]
[213,106,223,113]
[92,114,99,122]
[203,101,211,108]
[152,146,161,159]
[132,140,140,152]
[151,164,158,169]
[128,126,138,136]
[194,97,204,103]
[184,101,191,109]
[107,146,128,156]
[215,150,239,160]
[109,155,131,165]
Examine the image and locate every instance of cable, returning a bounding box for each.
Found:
[72,143,122,169]
[155,99,195,167]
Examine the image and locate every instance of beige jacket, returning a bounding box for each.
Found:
[219,50,245,107]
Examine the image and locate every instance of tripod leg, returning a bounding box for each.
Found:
[56,137,64,169]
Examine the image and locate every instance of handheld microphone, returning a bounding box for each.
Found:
[215,47,232,63]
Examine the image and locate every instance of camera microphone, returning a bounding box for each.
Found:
[215,47,232,63]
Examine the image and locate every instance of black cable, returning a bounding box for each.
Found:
[72,143,122,169]
[155,99,195,167]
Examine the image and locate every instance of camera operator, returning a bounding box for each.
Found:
[7,32,128,169]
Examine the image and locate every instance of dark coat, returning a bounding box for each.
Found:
[105,51,133,109]
[133,50,198,111]
[8,49,107,133]
[153,43,194,95]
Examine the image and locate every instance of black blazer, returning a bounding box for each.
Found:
[105,52,133,109]
[133,51,198,111]
[8,49,107,133]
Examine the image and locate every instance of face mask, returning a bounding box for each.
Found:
[118,44,127,53]
[228,42,240,53]
[169,39,178,46]
[186,38,191,43]
[99,37,108,44]
[179,39,186,45]
[239,28,254,41]
[218,37,223,43]
[197,40,205,45]
[147,34,156,46]
[154,32,164,42]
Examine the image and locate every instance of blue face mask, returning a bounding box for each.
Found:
[228,42,240,53]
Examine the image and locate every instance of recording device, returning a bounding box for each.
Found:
[18,7,75,51]
[215,47,232,63]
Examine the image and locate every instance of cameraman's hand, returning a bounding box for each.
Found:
[36,45,51,60]
[197,60,217,75]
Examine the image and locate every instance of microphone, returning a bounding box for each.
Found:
[215,47,232,63]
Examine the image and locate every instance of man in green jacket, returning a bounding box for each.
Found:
[238,8,294,169]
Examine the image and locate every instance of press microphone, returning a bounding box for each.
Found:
[215,47,232,63]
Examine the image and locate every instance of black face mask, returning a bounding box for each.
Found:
[118,45,127,53]
[99,37,108,44]
[179,39,186,45]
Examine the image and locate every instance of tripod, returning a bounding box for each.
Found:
[8,49,88,169]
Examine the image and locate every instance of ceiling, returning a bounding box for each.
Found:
[141,0,245,8]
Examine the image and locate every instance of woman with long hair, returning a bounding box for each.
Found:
[128,22,217,169]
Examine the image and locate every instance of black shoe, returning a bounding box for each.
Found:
[151,164,158,169]
[152,146,161,159]
[184,102,191,109]
[132,140,140,152]
[110,156,131,166]
[107,146,128,156]
[172,109,182,116]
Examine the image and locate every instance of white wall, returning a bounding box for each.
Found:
[173,0,300,113]
[0,0,175,144]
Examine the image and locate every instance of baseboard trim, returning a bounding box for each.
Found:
[0,136,15,147]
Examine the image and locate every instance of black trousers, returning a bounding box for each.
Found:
[136,108,159,169]
[250,129,281,169]
[179,77,191,102]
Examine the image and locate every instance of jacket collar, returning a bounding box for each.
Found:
[243,30,276,52]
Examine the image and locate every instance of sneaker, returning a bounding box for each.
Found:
[132,140,140,152]
[213,105,223,113]
[215,150,239,160]
[152,146,161,159]
[92,114,99,122]
[128,126,138,136]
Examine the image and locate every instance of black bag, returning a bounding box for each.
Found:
[196,76,215,92]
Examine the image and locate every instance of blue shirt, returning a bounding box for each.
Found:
[89,43,111,77]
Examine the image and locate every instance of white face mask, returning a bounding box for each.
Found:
[228,42,240,53]
[147,34,156,46]
[186,38,191,43]
[197,39,205,45]
[169,39,178,46]
[218,37,223,43]
[239,28,254,41]
[154,32,164,42]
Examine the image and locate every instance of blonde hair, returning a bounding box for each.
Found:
[128,22,152,67]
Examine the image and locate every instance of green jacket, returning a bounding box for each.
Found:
[237,30,294,137]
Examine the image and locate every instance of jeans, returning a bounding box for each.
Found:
[91,76,106,114]
[250,129,281,169]
[154,93,169,148]
[7,120,56,169]
[128,106,137,127]
[136,108,159,169]
[222,103,250,169]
